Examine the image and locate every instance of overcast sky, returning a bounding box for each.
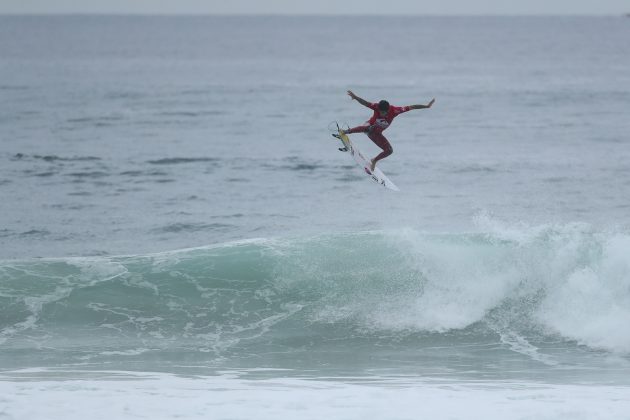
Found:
[1,0,628,15]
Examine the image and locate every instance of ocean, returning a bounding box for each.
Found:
[1,15,630,419]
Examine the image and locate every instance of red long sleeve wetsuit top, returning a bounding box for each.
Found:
[367,103,412,133]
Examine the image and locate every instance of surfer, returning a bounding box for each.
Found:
[342,90,435,171]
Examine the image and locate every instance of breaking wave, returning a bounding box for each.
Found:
[1,222,630,370]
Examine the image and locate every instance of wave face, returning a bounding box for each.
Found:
[1,225,630,374]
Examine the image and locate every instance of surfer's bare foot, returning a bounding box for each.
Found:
[370,159,376,172]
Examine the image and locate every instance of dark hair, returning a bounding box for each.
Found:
[378,100,390,111]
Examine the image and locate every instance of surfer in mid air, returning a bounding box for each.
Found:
[341,90,435,171]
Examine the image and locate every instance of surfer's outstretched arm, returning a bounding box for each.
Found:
[408,98,436,110]
[347,90,372,108]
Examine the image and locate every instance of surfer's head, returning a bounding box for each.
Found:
[378,100,390,115]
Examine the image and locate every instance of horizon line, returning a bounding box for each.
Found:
[0,12,628,17]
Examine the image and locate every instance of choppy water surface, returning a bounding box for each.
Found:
[1,15,630,420]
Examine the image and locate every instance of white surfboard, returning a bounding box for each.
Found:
[333,127,400,191]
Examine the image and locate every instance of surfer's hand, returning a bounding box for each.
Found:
[427,98,435,108]
[347,90,357,100]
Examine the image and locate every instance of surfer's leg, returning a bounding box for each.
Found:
[368,132,393,170]
[344,124,370,135]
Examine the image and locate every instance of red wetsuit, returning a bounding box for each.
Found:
[346,102,412,164]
